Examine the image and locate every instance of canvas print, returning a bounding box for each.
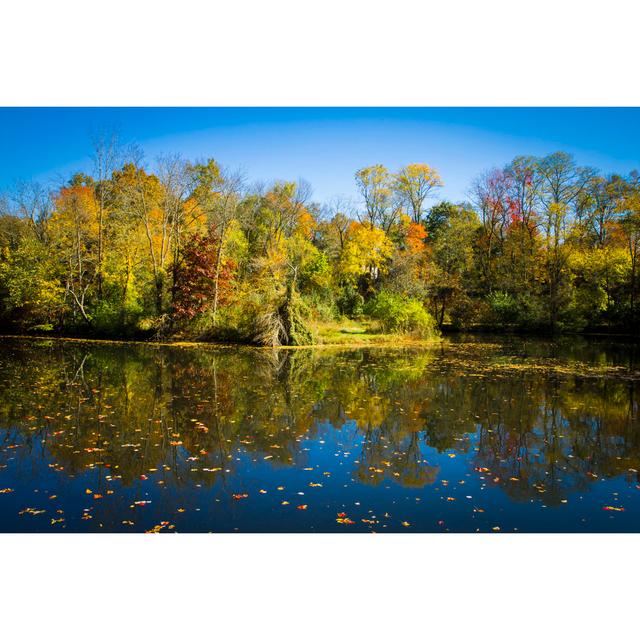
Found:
[0,107,638,533]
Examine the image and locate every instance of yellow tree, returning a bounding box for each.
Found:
[49,183,100,325]
[338,221,393,292]
[111,161,168,315]
[355,165,397,231]
[393,163,443,224]
[618,173,640,323]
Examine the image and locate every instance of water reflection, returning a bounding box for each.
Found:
[0,337,639,532]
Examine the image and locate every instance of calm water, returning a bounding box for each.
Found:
[0,335,639,533]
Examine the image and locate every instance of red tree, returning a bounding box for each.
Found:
[172,226,235,320]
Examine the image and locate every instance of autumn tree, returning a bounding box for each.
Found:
[49,181,100,326]
[427,204,479,327]
[189,160,244,325]
[355,165,397,231]
[172,225,235,321]
[471,169,515,295]
[316,196,356,259]
[11,180,51,243]
[111,157,168,315]
[536,152,594,329]
[338,221,393,295]
[618,172,640,326]
[91,131,121,299]
[393,163,443,225]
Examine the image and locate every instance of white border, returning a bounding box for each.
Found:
[1,1,639,636]
[1,1,639,106]
[2,533,638,639]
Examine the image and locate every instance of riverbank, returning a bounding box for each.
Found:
[0,330,443,351]
[0,318,444,349]
[2,319,639,351]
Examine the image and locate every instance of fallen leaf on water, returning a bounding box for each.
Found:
[401,521,411,527]
[146,521,171,534]
[232,493,249,500]
[19,508,45,516]
[603,506,625,512]
[297,504,308,510]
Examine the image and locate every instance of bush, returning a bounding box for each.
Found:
[364,291,437,337]
[515,293,546,330]
[487,291,519,324]
[336,286,364,318]
[206,284,314,347]
[92,299,144,337]
[27,323,54,333]
[486,291,547,330]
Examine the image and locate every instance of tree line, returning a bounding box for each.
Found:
[1,138,639,344]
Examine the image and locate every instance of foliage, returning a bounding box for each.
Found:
[1,148,639,340]
[336,286,364,318]
[364,290,437,337]
[171,226,234,321]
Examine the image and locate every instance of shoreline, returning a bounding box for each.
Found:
[1,330,637,353]
[0,332,445,351]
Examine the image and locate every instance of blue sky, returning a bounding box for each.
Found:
[1,107,638,204]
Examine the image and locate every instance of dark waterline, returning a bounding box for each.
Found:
[0,335,638,532]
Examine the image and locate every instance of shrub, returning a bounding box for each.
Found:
[336,286,364,318]
[364,290,437,337]
[487,291,519,324]
[486,291,547,330]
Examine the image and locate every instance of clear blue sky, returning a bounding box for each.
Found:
[1,107,638,204]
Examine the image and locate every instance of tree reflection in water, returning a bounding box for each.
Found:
[0,336,638,532]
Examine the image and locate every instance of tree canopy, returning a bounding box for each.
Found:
[1,147,639,344]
